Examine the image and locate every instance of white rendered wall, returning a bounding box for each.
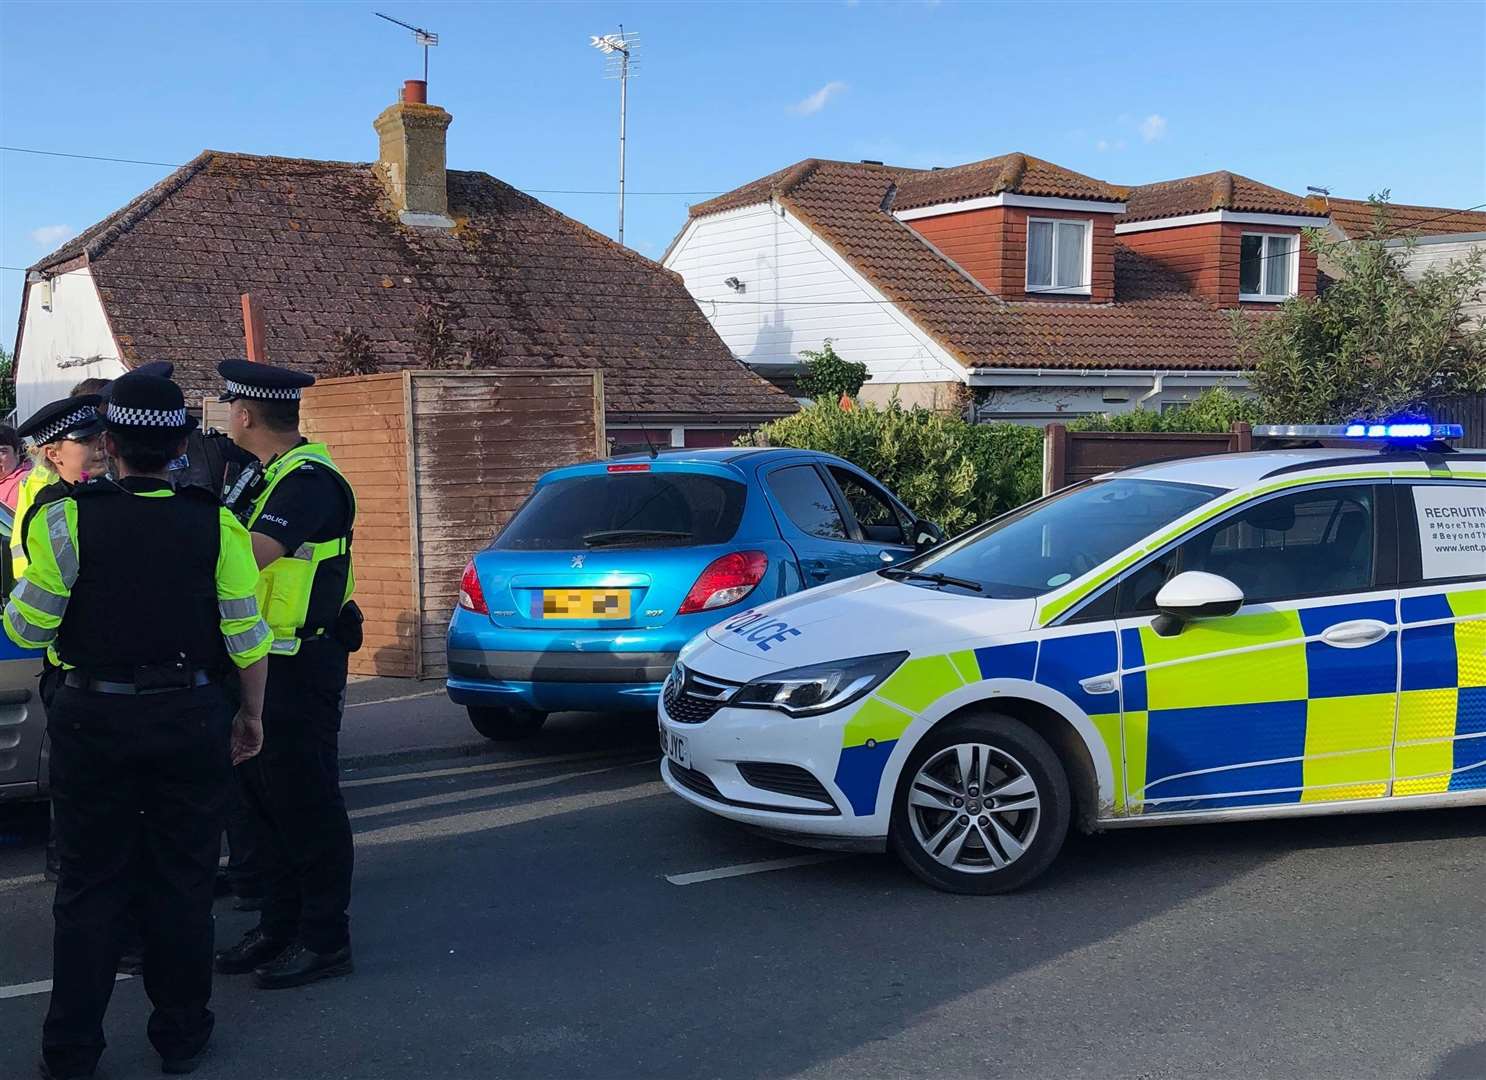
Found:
[15,269,125,421]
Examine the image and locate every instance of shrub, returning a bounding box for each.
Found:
[798,340,870,401]
[749,399,1042,533]
[1069,386,1262,433]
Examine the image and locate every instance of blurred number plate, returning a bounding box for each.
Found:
[660,726,690,770]
[539,588,631,620]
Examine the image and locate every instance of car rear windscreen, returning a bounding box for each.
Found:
[493,472,748,550]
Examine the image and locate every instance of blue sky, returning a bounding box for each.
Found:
[2,0,1483,352]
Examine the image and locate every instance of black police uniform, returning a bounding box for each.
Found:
[6,374,272,1078]
[213,360,358,989]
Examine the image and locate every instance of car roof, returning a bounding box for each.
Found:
[1109,447,1435,490]
[604,446,832,467]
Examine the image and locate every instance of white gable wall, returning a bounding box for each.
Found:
[15,269,126,421]
[665,203,966,387]
[1387,233,1486,326]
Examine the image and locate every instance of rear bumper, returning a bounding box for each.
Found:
[447,649,676,684]
[445,670,671,714]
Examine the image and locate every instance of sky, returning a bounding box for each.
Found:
[2,0,1484,353]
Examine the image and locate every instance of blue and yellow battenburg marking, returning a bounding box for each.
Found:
[829,588,1486,818]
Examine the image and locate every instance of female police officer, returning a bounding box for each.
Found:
[5,372,273,1079]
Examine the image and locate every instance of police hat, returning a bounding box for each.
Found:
[217,359,315,403]
[132,360,175,380]
[100,372,198,436]
[18,395,106,447]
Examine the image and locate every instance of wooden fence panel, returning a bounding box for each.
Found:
[1043,424,1252,494]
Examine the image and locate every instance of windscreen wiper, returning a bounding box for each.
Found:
[582,529,693,547]
[880,567,983,592]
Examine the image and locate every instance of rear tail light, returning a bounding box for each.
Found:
[607,462,650,473]
[458,561,488,614]
[678,551,768,615]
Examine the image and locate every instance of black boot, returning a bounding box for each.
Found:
[254,942,353,989]
[214,928,290,975]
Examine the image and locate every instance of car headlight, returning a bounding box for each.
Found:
[731,652,908,717]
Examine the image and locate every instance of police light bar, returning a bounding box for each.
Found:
[1253,423,1464,441]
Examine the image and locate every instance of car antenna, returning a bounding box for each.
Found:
[637,421,660,459]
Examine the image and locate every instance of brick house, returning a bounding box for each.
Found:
[664,154,1331,422]
[13,84,795,449]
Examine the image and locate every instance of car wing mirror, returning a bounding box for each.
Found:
[1152,571,1244,637]
[913,520,945,552]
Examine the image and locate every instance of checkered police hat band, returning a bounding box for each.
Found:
[225,379,300,401]
[106,405,189,428]
[29,407,98,445]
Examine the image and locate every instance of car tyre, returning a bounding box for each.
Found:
[467,706,547,740]
[889,713,1069,894]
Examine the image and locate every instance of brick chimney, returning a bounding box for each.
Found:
[373,80,454,227]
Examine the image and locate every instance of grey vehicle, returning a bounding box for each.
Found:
[0,502,49,801]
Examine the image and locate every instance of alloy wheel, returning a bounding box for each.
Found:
[905,742,1042,873]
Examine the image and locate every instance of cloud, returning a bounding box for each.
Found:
[30,224,75,248]
[1139,114,1168,143]
[1095,138,1127,153]
[789,81,847,116]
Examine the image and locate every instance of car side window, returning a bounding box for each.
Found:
[1116,485,1377,613]
[768,465,849,541]
[827,467,908,544]
[1401,482,1486,583]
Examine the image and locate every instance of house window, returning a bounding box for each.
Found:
[1026,218,1091,295]
[1239,233,1298,301]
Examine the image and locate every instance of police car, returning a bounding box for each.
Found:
[658,424,1486,893]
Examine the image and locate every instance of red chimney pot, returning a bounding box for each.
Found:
[402,79,427,104]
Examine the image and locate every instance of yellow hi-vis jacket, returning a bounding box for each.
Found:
[11,464,58,580]
[248,442,356,657]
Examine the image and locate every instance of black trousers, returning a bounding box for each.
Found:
[239,641,353,952]
[43,682,232,1075]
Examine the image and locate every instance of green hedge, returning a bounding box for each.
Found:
[1068,386,1261,433]
[748,400,1042,533]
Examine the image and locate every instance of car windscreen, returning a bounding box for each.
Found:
[492,471,748,550]
[904,478,1223,598]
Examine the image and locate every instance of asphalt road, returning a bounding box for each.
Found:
[2,688,1485,1080]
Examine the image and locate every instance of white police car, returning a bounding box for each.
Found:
[659,424,1486,892]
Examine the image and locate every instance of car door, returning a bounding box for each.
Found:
[1112,482,1398,814]
[760,462,866,587]
[0,504,48,801]
[822,465,917,571]
[1393,478,1486,797]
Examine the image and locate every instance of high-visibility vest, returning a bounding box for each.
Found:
[11,465,57,579]
[247,442,356,657]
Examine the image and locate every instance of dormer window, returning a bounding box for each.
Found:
[1026,218,1091,295]
[1239,232,1298,301]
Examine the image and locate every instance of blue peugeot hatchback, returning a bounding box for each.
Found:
[445,448,942,738]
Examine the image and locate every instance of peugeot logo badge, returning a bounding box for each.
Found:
[571,554,586,569]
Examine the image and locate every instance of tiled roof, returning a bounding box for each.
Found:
[687,159,1255,373]
[893,153,1128,210]
[1119,171,1324,224]
[1326,197,1486,239]
[30,152,795,421]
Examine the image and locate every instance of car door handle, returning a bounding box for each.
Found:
[807,561,831,580]
[1320,619,1390,649]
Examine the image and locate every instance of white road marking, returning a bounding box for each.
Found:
[342,749,655,790]
[665,854,849,886]
[0,873,47,893]
[0,974,131,1000]
[346,689,444,709]
[355,781,666,848]
[349,761,649,821]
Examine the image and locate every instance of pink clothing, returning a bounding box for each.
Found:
[0,463,33,511]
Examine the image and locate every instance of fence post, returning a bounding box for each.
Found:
[1230,421,1252,453]
[241,293,267,362]
[1043,424,1068,495]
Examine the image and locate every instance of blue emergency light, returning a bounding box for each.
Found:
[1254,422,1463,442]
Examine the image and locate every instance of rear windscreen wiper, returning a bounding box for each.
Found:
[582,529,693,547]
[880,567,983,592]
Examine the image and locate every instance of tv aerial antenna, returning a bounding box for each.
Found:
[589,26,640,246]
[375,11,440,83]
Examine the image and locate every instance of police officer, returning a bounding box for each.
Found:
[5,372,271,1079]
[212,360,359,990]
[12,396,108,578]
